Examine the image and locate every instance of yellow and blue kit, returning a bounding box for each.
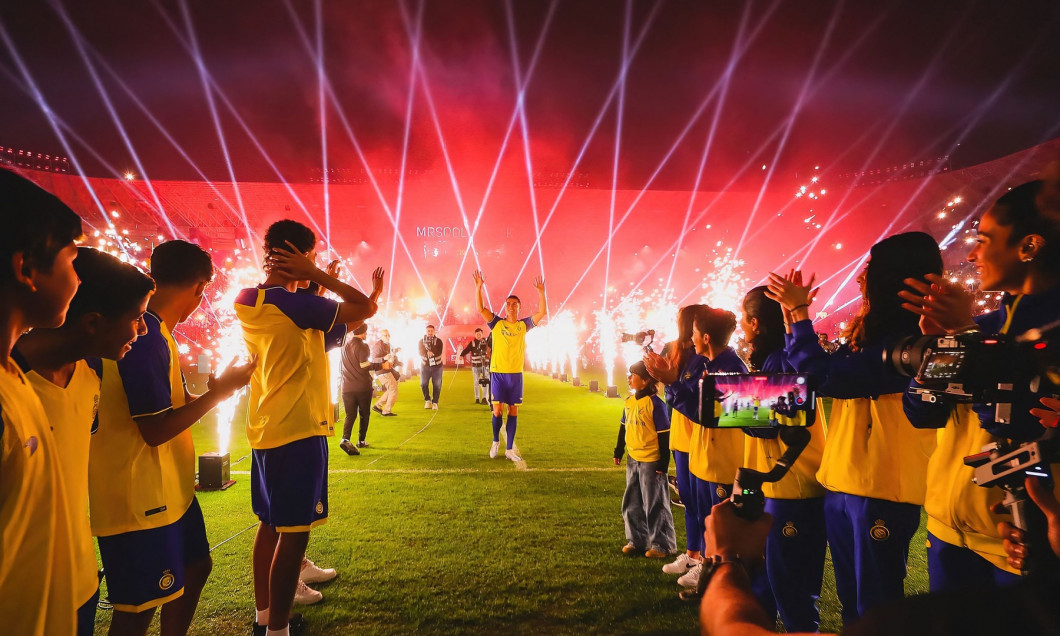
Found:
[663,346,704,553]
[0,361,79,636]
[671,348,748,560]
[904,288,1060,591]
[487,315,535,374]
[787,318,937,624]
[90,310,210,613]
[89,310,195,535]
[742,345,828,632]
[614,390,671,470]
[614,388,675,552]
[235,285,347,532]
[13,352,102,616]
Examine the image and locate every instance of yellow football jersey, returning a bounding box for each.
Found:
[622,393,669,463]
[688,424,745,484]
[742,400,827,500]
[22,358,101,606]
[487,316,534,373]
[89,311,194,535]
[235,286,346,450]
[0,363,78,636]
[669,409,694,453]
[816,393,937,505]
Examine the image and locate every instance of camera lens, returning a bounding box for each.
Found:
[885,334,935,377]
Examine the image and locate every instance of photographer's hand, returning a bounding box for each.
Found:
[898,274,976,333]
[1029,396,1060,428]
[997,476,1060,571]
[705,500,771,568]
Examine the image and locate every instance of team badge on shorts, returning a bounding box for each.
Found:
[715,485,728,499]
[782,521,799,538]
[870,519,890,542]
[159,570,175,591]
[316,501,324,514]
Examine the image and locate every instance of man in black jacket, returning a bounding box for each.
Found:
[459,328,492,404]
[419,325,444,410]
[339,324,391,455]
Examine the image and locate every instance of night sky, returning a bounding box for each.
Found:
[3,0,1060,190]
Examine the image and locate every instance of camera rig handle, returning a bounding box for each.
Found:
[965,428,1058,576]
[730,427,812,522]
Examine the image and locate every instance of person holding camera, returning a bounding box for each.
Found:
[460,328,492,404]
[699,472,1060,636]
[739,286,828,632]
[472,270,547,462]
[371,329,399,417]
[898,180,1060,593]
[419,325,444,410]
[766,232,942,623]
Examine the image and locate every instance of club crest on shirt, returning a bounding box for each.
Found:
[870,519,890,542]
[315,501,324,515]
[715,485,728,498]
[24,436,38,455]
[159,570,175,590]
[782,521,799,538]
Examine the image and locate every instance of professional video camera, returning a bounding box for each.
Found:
[620,329,656,354]
[885,319,1059,424]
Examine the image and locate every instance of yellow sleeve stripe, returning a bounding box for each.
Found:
[131,406,174,420]
[325,302,340,333]
[359,362,372,368]
[657,427,671,433]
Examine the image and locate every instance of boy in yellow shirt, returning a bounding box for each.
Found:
[0,168,83,635]
[14,247,155,635]
[91,240,255,635]
[236,220,378,636]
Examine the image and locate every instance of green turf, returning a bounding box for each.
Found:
[94,368,927,635]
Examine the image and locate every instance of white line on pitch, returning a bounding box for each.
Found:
[230,466,615,476]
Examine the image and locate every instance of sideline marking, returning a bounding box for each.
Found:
[231,466,613,476]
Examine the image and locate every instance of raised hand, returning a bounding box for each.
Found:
[897,274,976,333]
[765,270,817,316]
[208,355,258,399]
[473,270,486,289]
[371,267,385,299]
[268,241,320,282]
[532,276,545,292]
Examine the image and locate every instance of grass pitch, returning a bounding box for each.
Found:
[94,368,927,635]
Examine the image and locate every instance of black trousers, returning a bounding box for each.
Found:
[342,390,373,442]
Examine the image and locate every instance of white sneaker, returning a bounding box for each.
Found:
[293,579,322,605]
[505,449,523,462]
[300,557,337,583]
[424,401,432,409]
[662,553,700,575]
[677,563,703,587]
[489,441,499,458]
[432,402,439,410]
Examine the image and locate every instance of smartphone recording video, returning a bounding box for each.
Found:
[698,372,816,428]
